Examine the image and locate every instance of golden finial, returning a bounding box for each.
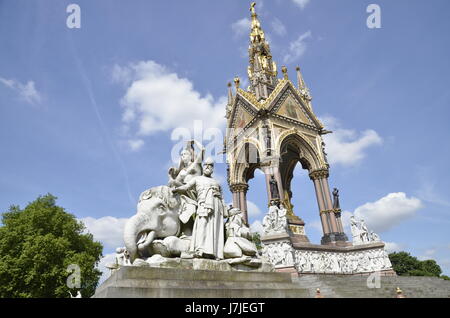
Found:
[227,82,232,87]
[234,76,240,89]
[281,66,288,79]
[250,2,256,15]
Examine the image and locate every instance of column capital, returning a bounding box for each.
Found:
[309,168,329,180]
[230,183,249,193]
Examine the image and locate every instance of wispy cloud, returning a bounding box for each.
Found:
[283,31,312,63]
[231,17,251,38]
[0,77,41,104]
[271,18,287,36]
[416,178,450,208]
[127,139,144,152]
[292,0,311,10]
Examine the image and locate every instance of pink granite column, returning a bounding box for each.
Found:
[320,177,339,234]
[312,178,331,235]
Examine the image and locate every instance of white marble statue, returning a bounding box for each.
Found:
[262,201,288,234]
[350,216,381,245]
[223,207,258,259]
[173,157,225,259]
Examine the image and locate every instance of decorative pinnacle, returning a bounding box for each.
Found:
[234,76,240,88]
[227,82,232,87]
[250,2,256,15]
[282,66,288,79]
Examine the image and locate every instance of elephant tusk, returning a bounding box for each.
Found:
[137,230,156,257]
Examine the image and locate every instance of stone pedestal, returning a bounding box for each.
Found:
[93,260,310,298]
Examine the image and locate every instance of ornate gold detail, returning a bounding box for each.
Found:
[289,224,305,235]
[237,88,260,108]
[320,209,334,214]
[234,76,240,89]
[282,190,295,217]
[281,66,288,79]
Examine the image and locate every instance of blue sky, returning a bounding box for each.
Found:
[1,0,449,278]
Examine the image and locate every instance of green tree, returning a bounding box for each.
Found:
[0,194,103,298]
[252,232,262,251]
[420,259,442,277]
[388,251,443,278]
[388,252,421,276]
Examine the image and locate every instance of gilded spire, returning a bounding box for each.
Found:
[249,2,265,45]
[247,2,278,101]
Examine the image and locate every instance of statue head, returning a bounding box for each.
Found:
[203,157,214,177]
[180,149,193,166]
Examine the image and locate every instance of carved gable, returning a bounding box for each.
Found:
[230,99,256,129]
[268,83,322,130]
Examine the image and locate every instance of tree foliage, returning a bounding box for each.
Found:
[389,251,443,277]
[0,194,103,298]
[251,232,262,251]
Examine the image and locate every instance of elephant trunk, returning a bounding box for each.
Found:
[123,213,153,263]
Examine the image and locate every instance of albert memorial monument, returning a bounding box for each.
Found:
[93,3,395,298]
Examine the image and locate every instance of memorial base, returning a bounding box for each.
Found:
[93,261,310,298]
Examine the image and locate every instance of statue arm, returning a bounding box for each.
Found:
[192,140,205,164]
[173,178,196,193]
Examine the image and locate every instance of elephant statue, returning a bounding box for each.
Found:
[123,186,190,263]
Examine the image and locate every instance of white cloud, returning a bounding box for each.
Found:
[250,220,264,234]
[97,252,116,285]
[283,31,312,63]
[231,17,251,38]
[321,116,383,166]
[114,61,227,148]
[271,18,287,36]
[384,242,405,253]
[292,0,310,10]
[0,77,41,104]
[352,192,423,233]
[247,200,263,217]
[80,216,129,249]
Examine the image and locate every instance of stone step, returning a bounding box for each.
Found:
[110,278,307,291]
[115,266,293,283]
[297,275,450,298]
[95,286,310,298]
